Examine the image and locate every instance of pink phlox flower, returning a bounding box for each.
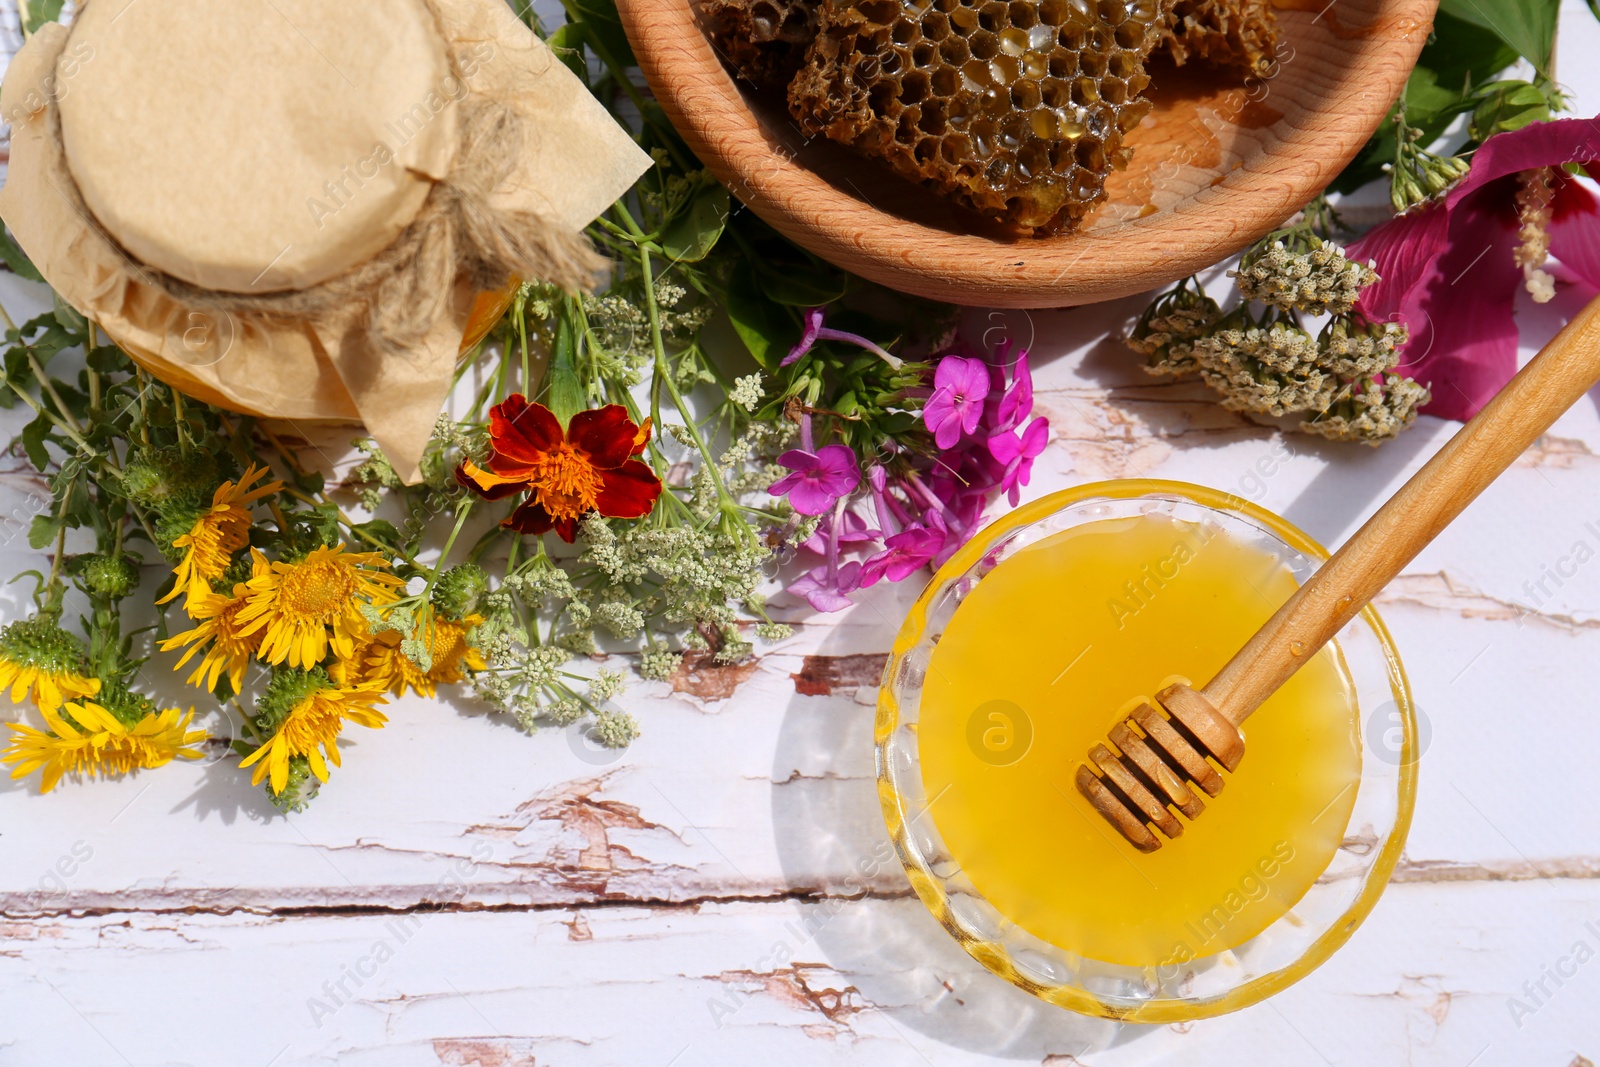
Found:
[987,415,1050,506]
[923,355,992,449]
[769,443,862,515]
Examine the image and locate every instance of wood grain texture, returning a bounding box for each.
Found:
[616,0,1437,306]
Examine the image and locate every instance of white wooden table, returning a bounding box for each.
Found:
[2,5,1600,1065]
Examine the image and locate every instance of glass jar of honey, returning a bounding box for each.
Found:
[876,479,1418,1021]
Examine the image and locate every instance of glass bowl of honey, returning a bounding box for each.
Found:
[875,479,1418,1021]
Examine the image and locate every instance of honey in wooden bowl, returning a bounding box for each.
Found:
[616,0,1438,306]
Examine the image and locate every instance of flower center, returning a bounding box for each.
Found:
[280,698,343,754]
[529,442,603,520]
[277,561,357,621]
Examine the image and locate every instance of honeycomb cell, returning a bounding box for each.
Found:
[704,0,822,86]
[1159,0,1280,75]
[742,0,1281,233]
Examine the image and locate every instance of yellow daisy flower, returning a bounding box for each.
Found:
[2,702,206,793]
[235,544,405,670]
[364,609,488,698]
[239,677,388,795]
[158,464,282,608]
[327,630,379,688]
[159,595,261,694]
[0,618,102,712]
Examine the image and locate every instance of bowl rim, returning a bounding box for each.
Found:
[873,478,1419,1022]
[618,0,1441,307]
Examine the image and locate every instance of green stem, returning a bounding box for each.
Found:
[421,502,475,603]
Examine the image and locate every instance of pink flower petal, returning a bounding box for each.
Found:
[1398,194,1524,422]
[1349,205,1452,324]
[1549,175,1600,291]
[1443,118,1600,213]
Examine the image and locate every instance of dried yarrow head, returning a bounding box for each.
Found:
[1191,315,1336,417]
[1128,274,1221,374]
[1232,235,1378,317]
[787,0,1170,233]
[1301,374,1431,445]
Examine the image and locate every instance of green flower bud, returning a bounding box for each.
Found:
[269,755,320,814]
[71,554,141,599]
[89,680,159,730]
[0,617,90,675]
[121,447,219,514]
[254,667,329,734]
[430,562,489,619]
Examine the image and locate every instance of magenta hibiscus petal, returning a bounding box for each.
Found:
[1400,194,1525,421]
[1348,205,1452,324]
[1347,117,1600,423]
[1548,178,1600,291]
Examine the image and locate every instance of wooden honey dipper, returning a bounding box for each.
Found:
[1077,297,1600,853]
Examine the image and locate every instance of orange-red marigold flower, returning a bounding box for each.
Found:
[456,395,661,542]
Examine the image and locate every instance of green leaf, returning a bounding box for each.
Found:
[87,346,125,374]
[1438,0,1560,73]
[560,0,635,68]
[725,273,794,371]
[546,23,591,79]
[353,518,403,549]
[51,295,87,337]
[21,0,64,33]
[755,261,848,307]
[20,413,51,471]
[1330,9,1520,193]
[27,514,59,551]
[0,228,43,283]
[660,183,730,264]
[1470,80,1557,141]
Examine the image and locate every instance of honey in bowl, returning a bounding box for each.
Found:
[916,509,1362,967]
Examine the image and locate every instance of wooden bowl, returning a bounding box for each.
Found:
[616,0,1438,307]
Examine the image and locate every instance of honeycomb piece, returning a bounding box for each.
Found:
[705,0,824,87]
[787,0,1171,234]
[1158,0,1279,75]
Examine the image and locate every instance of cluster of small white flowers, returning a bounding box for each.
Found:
[593,598,646,639]
[755,622,793,641]
[503,562,577,603]
[639,648,683,681]
[665,423,699,448]
[580,514,649,584]
[1233,239,1376,316]
[588,669,627,702]
[584,293,649,365]
[591,707,639,748]
[729,373,765,412]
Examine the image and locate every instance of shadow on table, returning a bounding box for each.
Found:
[769,614,1154,1060]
